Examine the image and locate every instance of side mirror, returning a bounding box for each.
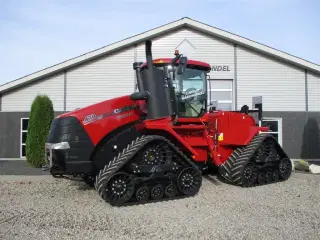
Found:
[177,56,187,75]
[133,62,143,70]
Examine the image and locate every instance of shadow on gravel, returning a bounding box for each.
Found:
[0,160,50,176]
[202,173,222,185]
[67,178,94,191]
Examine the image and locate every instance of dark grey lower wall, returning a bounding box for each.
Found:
[0,111,66,158]
[264,111,320,159]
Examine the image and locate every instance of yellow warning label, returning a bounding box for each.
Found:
[218,133,224,141]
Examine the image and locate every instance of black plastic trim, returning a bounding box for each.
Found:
[46,116,94,174]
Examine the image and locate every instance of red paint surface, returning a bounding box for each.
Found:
[57,97,269,166]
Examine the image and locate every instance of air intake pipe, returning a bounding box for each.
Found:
[130,40,170,120]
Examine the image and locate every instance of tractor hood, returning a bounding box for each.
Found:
[56,95,145,124]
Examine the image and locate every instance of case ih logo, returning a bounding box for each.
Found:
[82,105,136,125]
[83,114,97,125]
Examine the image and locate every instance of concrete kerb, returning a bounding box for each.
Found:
[0,158,26,161]
[0,175,55,181]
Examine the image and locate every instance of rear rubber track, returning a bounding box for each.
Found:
[94,134,203,206]
[220,133,292,187]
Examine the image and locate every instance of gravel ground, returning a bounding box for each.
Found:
[0,173,319,240]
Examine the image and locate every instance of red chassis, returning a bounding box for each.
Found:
[56,94,268,168]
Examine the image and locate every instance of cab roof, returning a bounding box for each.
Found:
[140,58,211,72]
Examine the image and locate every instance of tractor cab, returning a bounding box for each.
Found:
[132,46,211,119]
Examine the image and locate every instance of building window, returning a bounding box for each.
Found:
[260,118,283,146]
[21,118,29,158]
[208,79,233,110]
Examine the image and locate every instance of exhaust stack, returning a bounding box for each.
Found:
[130,40,170,120]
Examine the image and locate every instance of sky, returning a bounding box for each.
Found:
[0,0,319,85]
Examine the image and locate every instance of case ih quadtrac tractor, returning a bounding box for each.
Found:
[45,40,292,206]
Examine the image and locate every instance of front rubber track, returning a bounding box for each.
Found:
[94,135,202,206]
[220,133,292,187]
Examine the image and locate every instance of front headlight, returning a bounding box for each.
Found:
[45,142,70,150]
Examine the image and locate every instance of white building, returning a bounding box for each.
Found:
[0,17,319,160]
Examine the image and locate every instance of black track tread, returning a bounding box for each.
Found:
[231,134,275,186]
[219,147,244,183]
[95,134,201,206]
[220,133,292,187]
[231,134,271,186]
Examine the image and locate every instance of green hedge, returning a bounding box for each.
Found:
[26,94,54,167]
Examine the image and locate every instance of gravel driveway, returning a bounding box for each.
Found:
[0,173,319,240]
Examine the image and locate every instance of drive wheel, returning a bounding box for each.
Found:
[165,183,177,198]
[242,162,258,186]
[135,186,149,202]
[105,172,135,205]
[151,184,164,200]
[177,167,202,195]
[279,158,292,180]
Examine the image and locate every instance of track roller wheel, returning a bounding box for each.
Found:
[177,167,202,195]
[165,183,177,198]
[242,162,258,187]
[105,172,135,205]
[279,158,292,180]
[151,184,164,200]
[266,172,273,183]
[135,186,150,202]
[257,172,266,184]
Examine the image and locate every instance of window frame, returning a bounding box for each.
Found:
[20,118,29,158]
[259,117,283,147]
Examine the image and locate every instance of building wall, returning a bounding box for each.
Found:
[66,46,135,110]
[0,111,65,158]
[1,73,65,112]
[237,46,306,111]
[307,71,320,111]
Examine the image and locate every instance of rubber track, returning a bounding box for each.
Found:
[219,147,244,183]
[230,134,270,186]
[95,134,202,206]
[220,133,278,186]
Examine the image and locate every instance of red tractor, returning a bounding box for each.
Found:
[45,40,292,206]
